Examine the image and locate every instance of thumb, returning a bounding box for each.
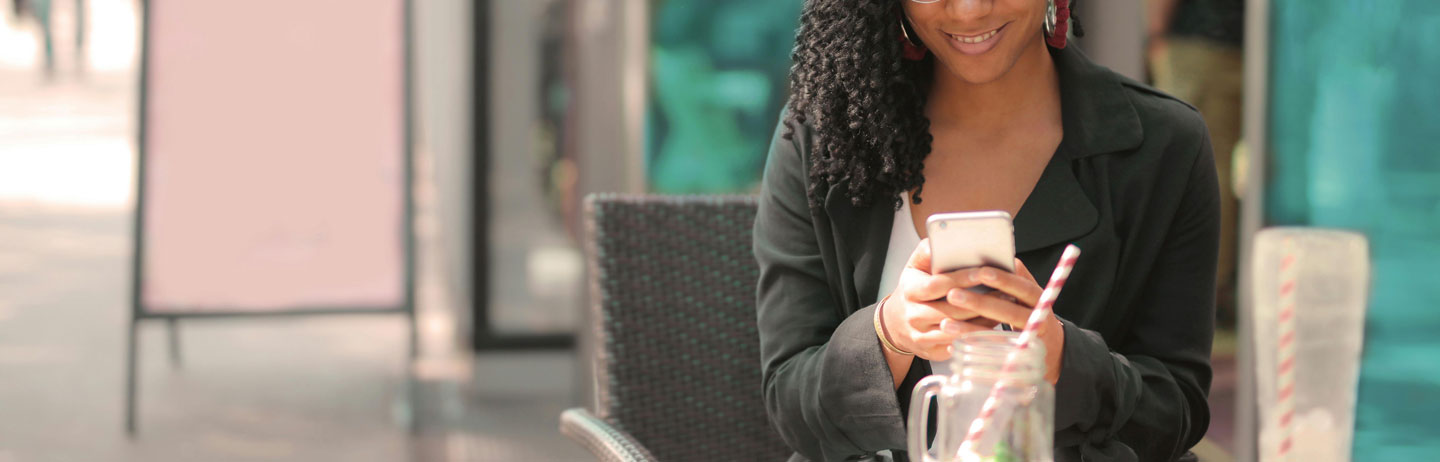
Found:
[907,238,932,273]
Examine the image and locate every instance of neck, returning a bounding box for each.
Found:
[926,39,1061,133]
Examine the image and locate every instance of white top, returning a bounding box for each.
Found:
[876,195,920,316]
[874,194,953,376]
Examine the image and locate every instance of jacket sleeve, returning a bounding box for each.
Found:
[1052,129,1219,461]
[754,116,910,461]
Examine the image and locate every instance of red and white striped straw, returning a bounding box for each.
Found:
[958,244,1082,458]
[1274,239,1300,460]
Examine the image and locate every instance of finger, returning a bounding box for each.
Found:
[940,317,996,336]
[907,327,956,362]
[969,316,1003,329]
[1010,260,1040,306]
[911,318,997,347]
[904,300,983,331]
[912,327,958,346]
[969,267,1044,308]
[917,344,952,362]
[906,238,932,273]
[947,288,1035,327]
[902,268,952,302]
[933,267,988,292]
[911,319,997,363]
[906,269,985,302]
[1014,258,1036,282]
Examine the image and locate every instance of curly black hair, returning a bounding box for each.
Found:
[784,0,933,210]
[783,0,1082,210]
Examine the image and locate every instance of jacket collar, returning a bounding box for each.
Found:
[1052,45,1144,158]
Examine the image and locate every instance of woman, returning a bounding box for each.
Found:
[754,0,1218,461]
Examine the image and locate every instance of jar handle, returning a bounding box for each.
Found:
[908,374,947,462]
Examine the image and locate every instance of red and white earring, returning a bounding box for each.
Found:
[1044,0,1071,49]
[898,17,928,61]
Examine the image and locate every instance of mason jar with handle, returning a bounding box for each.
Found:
[908,331,1055,462]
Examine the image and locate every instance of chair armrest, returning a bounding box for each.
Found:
[559,408,659,462]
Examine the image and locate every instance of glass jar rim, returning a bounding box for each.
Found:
[949,331,1046,381]
[956,331,1045,353]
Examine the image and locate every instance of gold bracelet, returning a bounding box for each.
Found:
[874,294,913,356]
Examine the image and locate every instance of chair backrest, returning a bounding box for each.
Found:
[584,194,792,461]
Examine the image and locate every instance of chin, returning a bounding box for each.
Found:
[948,65,1010,85]
[936,55,1013,85]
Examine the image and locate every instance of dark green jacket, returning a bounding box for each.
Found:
[754,46,1218,462]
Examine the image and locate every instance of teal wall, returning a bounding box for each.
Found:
[645,0,802,193]
[1269,1,1440,457]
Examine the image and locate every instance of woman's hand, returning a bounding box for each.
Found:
[879,239,1001,363]
[943,259,1066,385]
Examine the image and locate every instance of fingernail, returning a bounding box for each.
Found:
[979,269,996,281]
[942,319,961,333]
[949,289,967,303]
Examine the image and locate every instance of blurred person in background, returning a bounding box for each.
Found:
[1147,0,1243,327]
[12,0,86,80]
[754,0,1219,460]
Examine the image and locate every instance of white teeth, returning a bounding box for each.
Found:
[953,28,999,44]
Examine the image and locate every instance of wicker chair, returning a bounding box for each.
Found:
[561,194,793,462]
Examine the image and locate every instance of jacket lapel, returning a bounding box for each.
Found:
[1012,46,1146,253]
[823,181,894,310]
[1013,145,1098,253]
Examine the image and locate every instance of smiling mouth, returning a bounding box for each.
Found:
[948,26,1003,44]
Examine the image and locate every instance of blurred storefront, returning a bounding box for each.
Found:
[1256,0,1440,458]
[460,0,805,350]
[645,0,800,193]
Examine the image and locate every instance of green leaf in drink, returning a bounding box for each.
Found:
[986,440,1018,462]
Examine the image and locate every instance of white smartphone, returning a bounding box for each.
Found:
[926,211,1016,278]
